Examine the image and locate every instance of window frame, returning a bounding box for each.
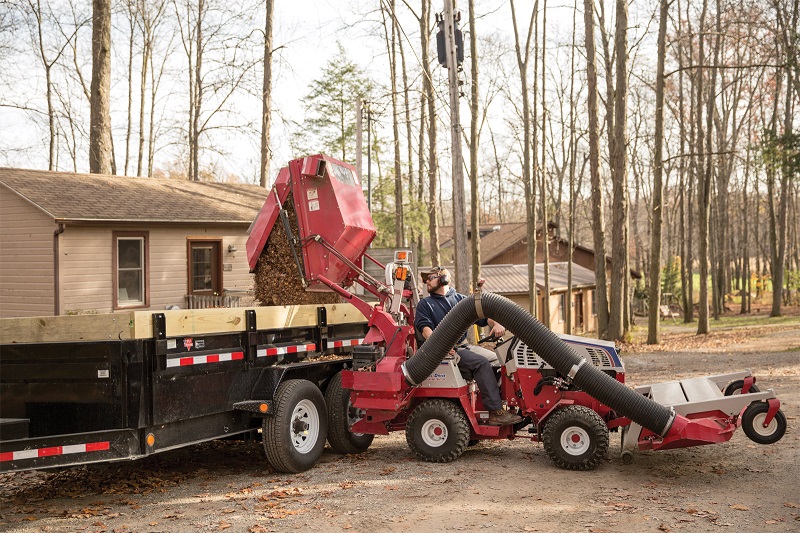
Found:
[113,231,150,310]
[186,238,224,296]
[559,293,567,323]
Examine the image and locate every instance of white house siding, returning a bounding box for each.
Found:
[59,224,252,314]
[0,188,56,317]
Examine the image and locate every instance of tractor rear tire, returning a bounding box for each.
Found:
[724,379,761,396]
[542,405,609,471]
[741,402,786,445]
[325,372,374,455]
[263,379,328,473]
[406,399,470,463]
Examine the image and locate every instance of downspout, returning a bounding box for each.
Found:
[54,223,65,316]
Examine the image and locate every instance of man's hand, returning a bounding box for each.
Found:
[488,319,506,338]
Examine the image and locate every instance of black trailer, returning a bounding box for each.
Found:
[0,304,369,473]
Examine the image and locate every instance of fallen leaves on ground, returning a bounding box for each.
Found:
[619,327,797,354]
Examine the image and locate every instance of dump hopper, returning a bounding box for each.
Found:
[246,154,376,291]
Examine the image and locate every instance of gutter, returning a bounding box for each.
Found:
[53,223,65,316]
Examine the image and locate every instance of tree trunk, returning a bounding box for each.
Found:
[136,34,150,177]
[193,0,204,181]
[647,0,669,344]
[540,0,551,328]
[608,0,629,341]
[510,0,538,316]
[583,0,609,337]
[698,0,722,334]
[421,0,440,266]
[124,11,135,175]
[566,0,578,335]
[260,0,274,187]
[90,0,113,174]
[468,0,481,291]
[383,1,404,247]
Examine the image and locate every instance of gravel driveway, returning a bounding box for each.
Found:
[2,330,798,533]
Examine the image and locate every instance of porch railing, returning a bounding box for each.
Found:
[185,293,241,309]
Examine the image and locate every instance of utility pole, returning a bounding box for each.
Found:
[366,103,372,212]
[441,0,468,293]
[356,98,363,186]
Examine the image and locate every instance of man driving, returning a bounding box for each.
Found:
[414,267,523,427]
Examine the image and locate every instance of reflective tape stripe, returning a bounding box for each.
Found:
[329,338,364,348]
[257,343,316,357]
[166,351,244,368]
[0,441,110,462]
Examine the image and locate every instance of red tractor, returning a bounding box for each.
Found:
[248,153,786,471]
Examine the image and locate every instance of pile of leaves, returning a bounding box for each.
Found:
[253,193,339,307]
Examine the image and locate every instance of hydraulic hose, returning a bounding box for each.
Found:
[403,292,675,437]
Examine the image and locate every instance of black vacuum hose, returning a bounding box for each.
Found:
[403,292,675,437]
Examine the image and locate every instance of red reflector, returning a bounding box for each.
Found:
[206,354,220,363]
[179,358,193,366]
[85,441,110,452]
[0,452,13,462]
[38,446,62,457]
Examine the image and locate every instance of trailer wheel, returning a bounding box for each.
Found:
[263,379,328,473]
[724,379,761,396]
[325,372,374,454]
[406,399,470,463]
[741,402,786,445]
[542,405,609,471]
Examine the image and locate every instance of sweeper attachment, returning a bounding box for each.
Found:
[247,153,786,471]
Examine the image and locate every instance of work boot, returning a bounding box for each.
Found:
[487,409,523,426]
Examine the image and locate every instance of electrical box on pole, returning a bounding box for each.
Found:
[436,11,464,68]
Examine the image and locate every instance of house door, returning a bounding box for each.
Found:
[575,292,584,332]
[188,240,222,295]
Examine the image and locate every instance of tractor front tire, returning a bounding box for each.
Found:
[741,402,786,445]
[263,379,328,473]
[325,372,374,454]
[406,399,470,463]
[542,405,609,471]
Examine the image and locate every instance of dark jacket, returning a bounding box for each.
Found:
[415,288,488,344]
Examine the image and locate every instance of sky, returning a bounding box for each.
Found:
[0,0,612,185]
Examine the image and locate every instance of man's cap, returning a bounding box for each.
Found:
[420,266,450,282]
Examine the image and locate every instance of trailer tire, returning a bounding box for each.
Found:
[542,405,609,471]
[724,379,761,396]
[741,402,786,445]
[406,399,470,463]
[325,372,374,454]
[263,379,328,473]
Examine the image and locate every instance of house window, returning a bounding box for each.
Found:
[188,240,222,295]
[559,293,567,323]
[591,290,597,316]
[114,232,149,308]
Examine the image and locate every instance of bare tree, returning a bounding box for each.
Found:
[510,0,538,316]
[583,0,609,337]
[381,1,404,247]
[539,0,551,328]
[89,0,113,174]
[468,0,481,290]
[259,0,273,187]
[647,0,670,344]
[608,0,630,341]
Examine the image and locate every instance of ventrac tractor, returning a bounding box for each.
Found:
[244,153,787,471]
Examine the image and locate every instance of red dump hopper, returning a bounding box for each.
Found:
[246,154,376,291]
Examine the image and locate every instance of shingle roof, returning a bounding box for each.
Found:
[438,222,564,264]
[419,262,597,295]
[0,168,269,224]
